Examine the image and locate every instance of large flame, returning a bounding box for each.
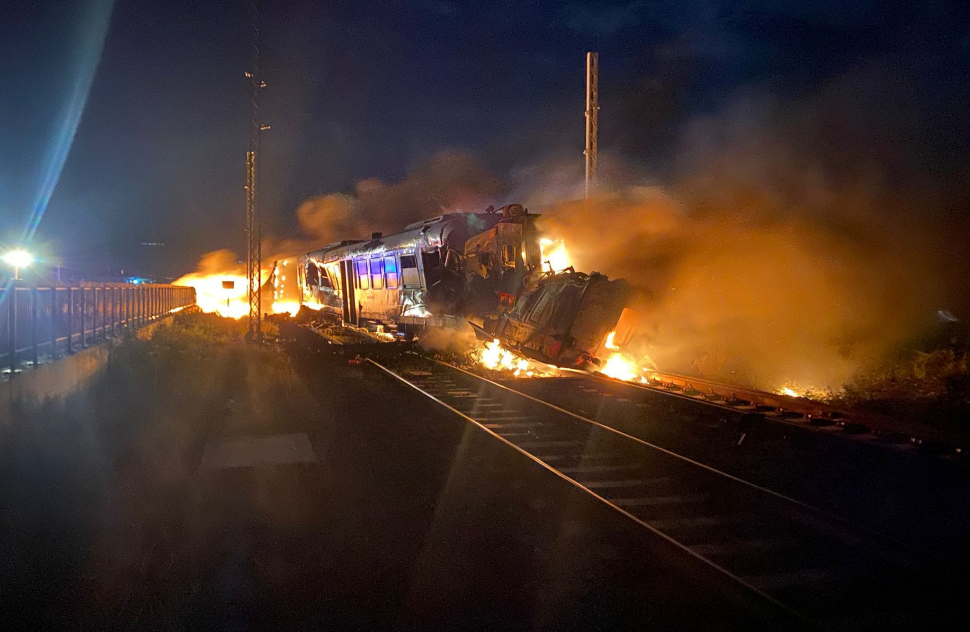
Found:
[540,238,571,273]
[601,353,641,381]
[479,339,531,374]
[599,330,648,382]
[174,272,250,318]
[174,253,300,319]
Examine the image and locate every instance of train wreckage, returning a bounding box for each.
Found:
[294,204,640,369]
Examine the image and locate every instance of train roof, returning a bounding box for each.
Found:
[305,211,504,264]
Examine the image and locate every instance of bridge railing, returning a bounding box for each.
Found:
[1,283,196,375]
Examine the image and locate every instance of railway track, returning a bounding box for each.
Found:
[371,355,962,631]
[616,370,969,456]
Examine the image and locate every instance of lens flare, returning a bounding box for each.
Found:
[21,1,115,245]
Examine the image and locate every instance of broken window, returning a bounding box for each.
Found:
[400,254,420,287]
[502,244,516,270]
[327,263,342,293]
[306,262,320,287]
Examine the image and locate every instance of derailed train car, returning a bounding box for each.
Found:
[472,272,637,368]
[296,203,636,369]
[297,204,539,329]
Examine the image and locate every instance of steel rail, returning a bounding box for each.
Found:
[369,356,959,631]
[367,357,811,628]
[615,369,969,449]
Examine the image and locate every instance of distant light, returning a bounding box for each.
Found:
[2,249,33,268]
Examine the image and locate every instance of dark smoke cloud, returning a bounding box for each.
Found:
[295,151,502,242]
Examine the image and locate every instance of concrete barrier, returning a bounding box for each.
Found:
[0,314,183,421]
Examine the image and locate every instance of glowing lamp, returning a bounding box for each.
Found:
[2,249,33,280]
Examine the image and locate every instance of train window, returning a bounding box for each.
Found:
[502,244,516,270]
[384,256,399,289]
[355,258,369,290]
[306,262,320,287]
[327,264,342,293]
[528,290,556,324]
[400,254,420,287]
[370,258,384,290]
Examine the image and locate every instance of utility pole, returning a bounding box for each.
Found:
[245,0,266,341]
[585,51,599,201]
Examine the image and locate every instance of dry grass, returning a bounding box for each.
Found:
[830,348,970,424]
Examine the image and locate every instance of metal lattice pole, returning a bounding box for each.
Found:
[245,0,264,341]
[585,51,599,201]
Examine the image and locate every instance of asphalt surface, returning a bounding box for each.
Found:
[0,326,781,630]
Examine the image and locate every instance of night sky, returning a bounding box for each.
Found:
[3,0,970,282]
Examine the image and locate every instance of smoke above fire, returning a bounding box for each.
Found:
[295,151,501,240]
[532,102,948,390]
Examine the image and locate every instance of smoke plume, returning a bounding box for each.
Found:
[534,97,947,390]
[295,151,502,242]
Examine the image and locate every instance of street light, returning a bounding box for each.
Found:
[2,249,33,280]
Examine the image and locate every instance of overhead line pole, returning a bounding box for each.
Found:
[585,51,599,201]
[245,0,265,341]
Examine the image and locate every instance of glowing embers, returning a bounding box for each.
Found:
[474,339,559,378]
[271,259,300,316]
[774,384,827,400]
[539,238,571,273]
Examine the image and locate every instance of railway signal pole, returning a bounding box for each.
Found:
[585,51,599,201]
[245,0,265,341]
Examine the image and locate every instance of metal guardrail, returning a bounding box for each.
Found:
[1,283,196,376]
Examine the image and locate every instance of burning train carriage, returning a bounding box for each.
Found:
[474,271,638,368]
[297,205,541,329]
[296,202,638,370]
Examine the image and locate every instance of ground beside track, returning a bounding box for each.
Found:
[503,376,970,562]
[0,315,777,630]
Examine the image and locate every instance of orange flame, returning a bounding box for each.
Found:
[474,339,559,377]
[174,272,250,318]
[540,238,571,273]
[599,330,647,382]
[174,253,300,319]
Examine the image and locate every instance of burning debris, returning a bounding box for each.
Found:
[473,339,562,378]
